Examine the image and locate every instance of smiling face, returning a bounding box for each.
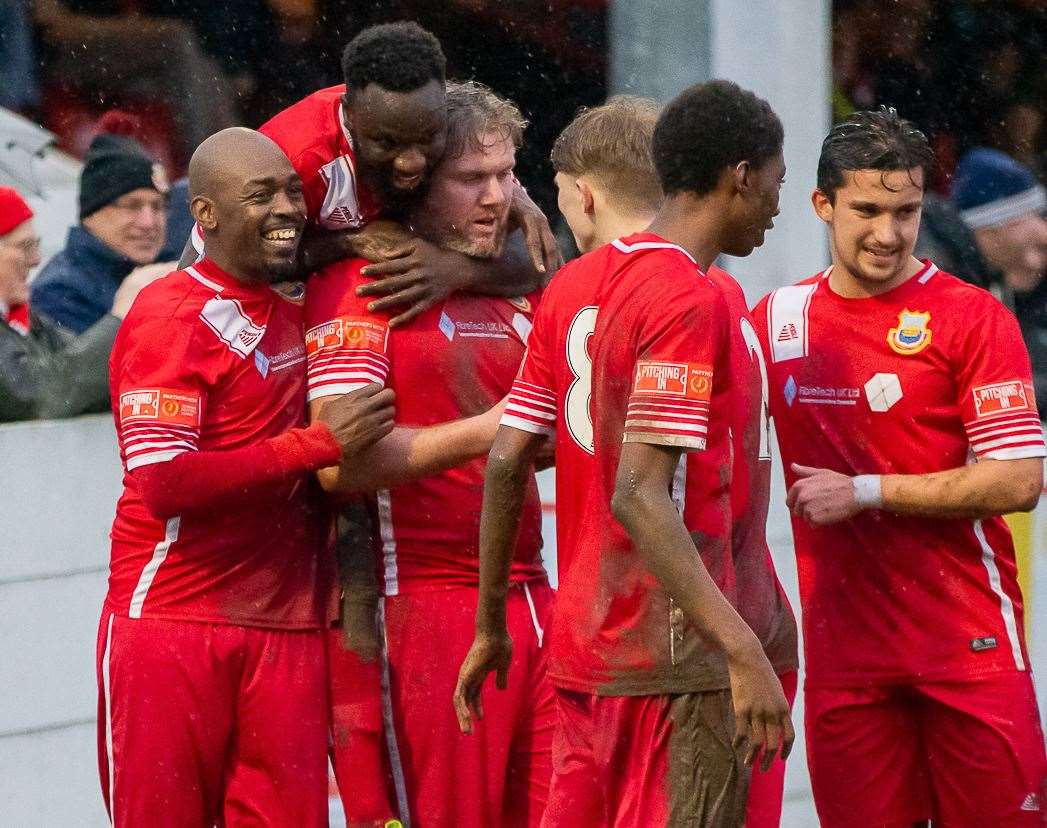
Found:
[412,130,515,258]
[344,80,447,214]
[82,187,166,265]
[814,167,925,289]
[0,219,41,307]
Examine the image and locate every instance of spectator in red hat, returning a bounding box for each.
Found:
[0,186,164,422]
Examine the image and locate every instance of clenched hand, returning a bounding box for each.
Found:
[318,384,396,457]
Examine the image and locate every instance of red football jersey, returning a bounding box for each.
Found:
[707,266,798,675]
[304,258,546,595]
[190,85,382,253]
[540,233,736,695]
[755,261,1047,687]
[107,258,327,628]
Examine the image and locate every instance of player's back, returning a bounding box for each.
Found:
[546,233,735,695]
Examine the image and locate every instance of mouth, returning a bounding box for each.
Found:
[261,226,301,252]
[864,248,899,264]
[393,174,424,190]
[472,216,499,233]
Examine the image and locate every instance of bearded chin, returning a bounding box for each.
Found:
[439,223,507,260]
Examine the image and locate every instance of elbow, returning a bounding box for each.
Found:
[610,483,645,537]
[1011,471,1043,513]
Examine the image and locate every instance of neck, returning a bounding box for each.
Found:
[593,209,657,249]
[646,193,725,270]
[827,253,924,298]
[203,247,265,287]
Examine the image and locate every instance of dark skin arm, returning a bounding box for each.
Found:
[335,499,381,662]
[454,426,544,734]
[610,442,794,771]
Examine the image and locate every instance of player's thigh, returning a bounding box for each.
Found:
[595,690,749,828]
[504,582,557,828]
[223,627,328,828]
[918,672,1047,827]
[540,690,605,828]
[744,669,798,828]
[100,612,236,827]
[805,684,932,828]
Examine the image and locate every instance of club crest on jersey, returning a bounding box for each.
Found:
[887,309,932,355]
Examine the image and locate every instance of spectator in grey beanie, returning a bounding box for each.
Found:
[31,112,175,334]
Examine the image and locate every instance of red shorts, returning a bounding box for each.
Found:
[541,686,750,828]
[745,670,798,828]
[806,671,1047,827]
[328,581,555,828]
[96,610,328,827]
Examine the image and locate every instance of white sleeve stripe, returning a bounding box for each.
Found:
[306,382,372,402]
[972,434,1047,452]
[627,399,711,414]
[504,403,556,421]
[307,369,387,387]
[626,407,708,422]
[500,414,555,436]
[120,422,199,438]
[968,424,1045,442]
[308,351,390,368]
[623,432,706,450]
[625,418,708,434]
[982,446,1047,460]
[966,417,1043,437]
[123,439,197,454]
[508,393,556,412]
[121,430,199,444]
[126,449,188,471]
[513,381,556,401]
[965,410,1042,429]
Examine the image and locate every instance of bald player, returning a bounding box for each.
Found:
[98,128,395,826]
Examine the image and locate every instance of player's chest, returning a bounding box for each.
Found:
[768,298,955,420]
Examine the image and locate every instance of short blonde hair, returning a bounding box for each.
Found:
[444,80,528,158]
[551,96,663,213]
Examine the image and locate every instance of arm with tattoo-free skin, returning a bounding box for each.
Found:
[788,457,1043,526]
[453,426,544,733]
[611,441,794,772]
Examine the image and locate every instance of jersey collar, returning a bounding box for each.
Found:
[611,233,702,270]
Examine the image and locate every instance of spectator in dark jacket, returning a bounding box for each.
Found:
[31,125,173,334]
[0,187,163,422]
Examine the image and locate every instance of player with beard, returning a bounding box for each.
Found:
[754,109,1047,827]
[182,22,559,326]
[305,83,553,827]
[456,81,793,827]
[98,128,396,826]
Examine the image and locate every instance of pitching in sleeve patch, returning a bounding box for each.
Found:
[632,361,713,401]
[972,380,1030,417]
[119,388,201,428]
[306,316,389,356]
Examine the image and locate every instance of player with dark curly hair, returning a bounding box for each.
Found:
[182,21,559,327]
[457,79,792,827]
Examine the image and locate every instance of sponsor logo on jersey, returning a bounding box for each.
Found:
[305,319,343,354]
[119,388,200,427]
[798,384,861,406]
[777,322,798,342]
[864,372,903,412]
[784,375,798,407]
[887,309,932,355]
[972,380,1029,417]
[343,317,389,352]
[633,361,713,401]
[970,636,998,652]
[1021,793,1041,812]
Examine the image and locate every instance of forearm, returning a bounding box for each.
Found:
[475,433,539,633]
[319,415,494,494]
[879,459,1042,518]
[298,226,359,275]
[134,421,340,519]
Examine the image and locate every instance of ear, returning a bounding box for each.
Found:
[811,188,834,223]
[191,195,216,231]
[733,160,752,195]
[578,179,596,217]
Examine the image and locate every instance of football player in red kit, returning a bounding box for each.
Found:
[460,95,799,826]
[305,83,553,828]
[98,128,396,826]
[457,81,794,827]
[754,108,1047,827]
[182,22,558,324]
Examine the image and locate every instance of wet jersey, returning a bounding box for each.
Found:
[304,258,546,595]
[107,257,327,628]
[754,261,1046,687]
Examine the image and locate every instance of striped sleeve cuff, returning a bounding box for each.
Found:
[121,423,199,471]
[966,411,1046,460]
[501,380,556,436]
[306,350,390,402]
[623,395,709,451]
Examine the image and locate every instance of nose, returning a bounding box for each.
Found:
[872,214,901,248]
[394,147,426,177]
[479,176,508,209]
[132,203,164,231]
[271,187,304,222]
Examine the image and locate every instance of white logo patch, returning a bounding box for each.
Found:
[199,296,266,359]
[865,372,903,412]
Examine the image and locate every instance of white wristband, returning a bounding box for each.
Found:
[852,475,883,509]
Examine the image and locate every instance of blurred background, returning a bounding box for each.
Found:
[1,0,1045,824]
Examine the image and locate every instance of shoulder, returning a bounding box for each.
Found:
[30,250,76,291]
[259,85,344,167]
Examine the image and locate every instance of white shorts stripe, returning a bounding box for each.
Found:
[378,599,411,826]
[102,613,116,825]
[973,519,1026,670]
[376,491,398,597]
[128,517,180,618]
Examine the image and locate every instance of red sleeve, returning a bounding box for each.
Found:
[955,294,1046,461]
[304,260,392,402]
[751,293,772,363]
[501,296,559,437]
[623,279,728,452]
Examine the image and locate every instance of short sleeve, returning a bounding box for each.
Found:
[501,300,559,437]
[956,296,1046,461]
[114,318,206,471]
[303,260,391,402]
[623,281,726,452]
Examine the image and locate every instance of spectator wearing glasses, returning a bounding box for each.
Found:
[31,119,175,334]
[0,187,163,422]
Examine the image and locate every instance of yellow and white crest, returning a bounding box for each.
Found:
[887,309,932,355]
